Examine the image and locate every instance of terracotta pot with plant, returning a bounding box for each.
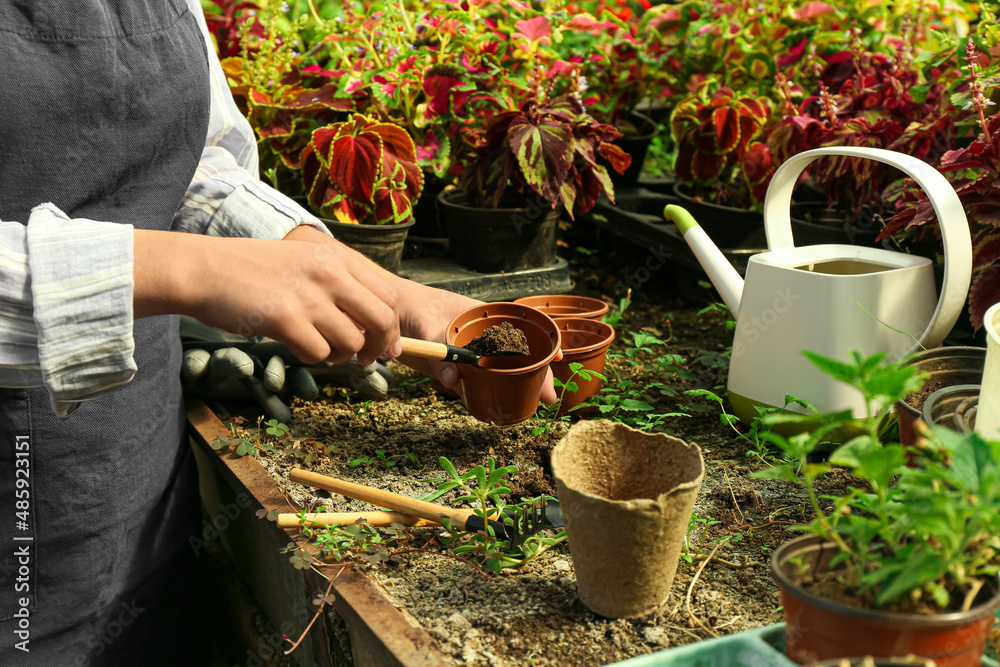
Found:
[754,348,1000,666]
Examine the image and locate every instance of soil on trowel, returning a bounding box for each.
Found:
[463,321,530,357]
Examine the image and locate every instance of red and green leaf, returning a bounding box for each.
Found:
[513,16,552,44]
[507,116,573,206]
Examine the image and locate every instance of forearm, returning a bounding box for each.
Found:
[135,228,401,366]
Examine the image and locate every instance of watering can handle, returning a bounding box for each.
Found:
[763,146,972,351]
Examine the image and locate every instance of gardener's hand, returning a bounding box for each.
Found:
[278,226,562,404]
[133,230,402,366]
[179,317,392,423]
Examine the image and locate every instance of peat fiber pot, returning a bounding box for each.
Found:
[550,420,704,619]
[445,302,560,426]
[772,534,1000,667]
[896,346,986,449]
[551,318,615,415]
[513,294,610,320]
[323,218,415,274]
[672,182,765,249]
[436,188,560,273]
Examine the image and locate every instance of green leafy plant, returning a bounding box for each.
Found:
[594,330,690,430]
[211,417,293,457]
[349,449,422,470]
[753,349,1000,614]
[600,292,632,328]
[433,457,566,573]
[684,388,812,465]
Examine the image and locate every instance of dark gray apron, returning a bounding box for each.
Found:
[0,1,212,664]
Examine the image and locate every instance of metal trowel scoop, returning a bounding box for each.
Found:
[399,336,528,366]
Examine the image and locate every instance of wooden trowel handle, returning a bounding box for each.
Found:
[276,511,436,529]
[399,337,481,365]
[288,468,494,533]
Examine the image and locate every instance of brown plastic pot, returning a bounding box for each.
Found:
[551,318,615,415]
[551,420,704,619]
[896,346,986,449]
[513,294,610,320]
[772,534,1000,667]
[445,303,561,426]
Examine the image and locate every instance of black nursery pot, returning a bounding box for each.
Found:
[671,182,765,249]
[322,218,415,274]
[607,111,659,192]
[436,188,560,273]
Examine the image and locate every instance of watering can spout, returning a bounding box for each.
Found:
[663,204,743,315]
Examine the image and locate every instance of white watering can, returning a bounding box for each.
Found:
[664,147,972,422]
[976,302,1000,439]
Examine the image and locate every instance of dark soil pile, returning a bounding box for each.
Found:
[464,321,530,357]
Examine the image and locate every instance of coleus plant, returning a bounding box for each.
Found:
[457,73,631,218]
[557,6,678,129]
[879,31,1000,330]
[309,1,506,181]
[301,114,424,225]
[669,84,770,208]
[760,22,956,216]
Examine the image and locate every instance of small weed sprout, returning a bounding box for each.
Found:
[211,417,294,458]
[349,449,422,470]
[682,513,722,565]
[595,330,689,431]
[531,362,606,436]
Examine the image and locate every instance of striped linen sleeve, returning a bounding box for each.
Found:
[175,0,331,241]
[0,205,136,418]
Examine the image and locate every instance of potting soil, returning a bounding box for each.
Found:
[463,321,531,357]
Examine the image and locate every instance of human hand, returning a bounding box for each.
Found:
[391,280,564,404]
[134,229,402,367]
[277,226,563,404]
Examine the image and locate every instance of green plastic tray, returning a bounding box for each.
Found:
[604,623,1000,667]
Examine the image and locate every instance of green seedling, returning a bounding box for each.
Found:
[752,349,1000,613]
[432,457,567,573]
[211,417,294,458]
[349,449,421,470]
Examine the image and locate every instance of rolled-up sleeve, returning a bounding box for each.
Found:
[0,2,330,416]
[0,205,135,418]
